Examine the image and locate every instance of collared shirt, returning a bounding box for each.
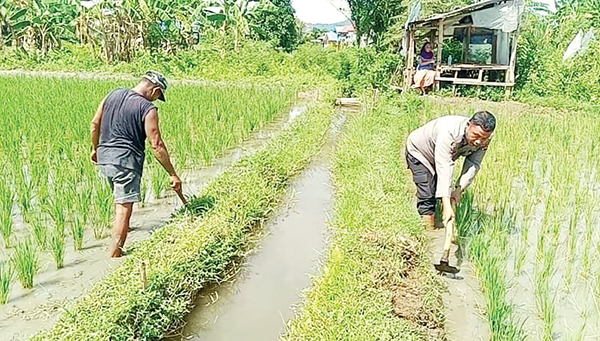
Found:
[406,115,487,198]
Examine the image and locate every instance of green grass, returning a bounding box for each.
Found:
[0,176,14,249]
[0,261,14,304]
[31,101,335,340]
[283,96,444,341]
[11,237,39,289]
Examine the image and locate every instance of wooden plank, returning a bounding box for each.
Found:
[436,77,514,87]
[441,64,510,71]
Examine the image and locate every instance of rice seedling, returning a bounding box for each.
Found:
[49,228,66,269]
[93,181,114,239]
[70,213,85,251]
[150,163,169,199]
[11,237,39,289]
[0,261,14,304]
[0,179,14,248]
[13,163,37,221]
[28,213,48,249]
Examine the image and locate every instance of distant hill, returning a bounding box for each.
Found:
[305,20,351,32]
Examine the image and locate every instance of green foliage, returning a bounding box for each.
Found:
[347,0,407,46]
[250,0,299,52]
[11,237,39,289]
[0,261,13,304]
[0,176,13,249]
[49,228,66,269]
[442,37,464,64]
[516,4,600,104]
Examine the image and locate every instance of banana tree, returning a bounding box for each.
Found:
[0,0,29,48]
[203,0,273,50]
[28,0,79,56]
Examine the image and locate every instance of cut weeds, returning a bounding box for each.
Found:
[32,102,335,340]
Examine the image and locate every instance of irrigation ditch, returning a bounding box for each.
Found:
[0,97,309,340]
[30,97,337,340]
[166,102,357,341]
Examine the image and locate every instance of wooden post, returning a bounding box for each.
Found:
[505,29,519,98]
[436,20,444,91]
[452,70,458,95]
[477,69,484,97]
[405,28,416,90]
[463,26,471,62]
[140,261,148,289]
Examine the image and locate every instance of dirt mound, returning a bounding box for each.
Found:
[361,232,445,339]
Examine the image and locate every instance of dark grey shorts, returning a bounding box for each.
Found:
[405,151,437,216]
[98,164,141,204]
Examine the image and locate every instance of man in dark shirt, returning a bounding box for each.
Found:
[90,71,182,258]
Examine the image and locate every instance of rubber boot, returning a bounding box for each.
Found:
[422,214,435,231]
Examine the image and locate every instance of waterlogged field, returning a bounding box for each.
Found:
[0,75,293,306]
[415,98,600,340]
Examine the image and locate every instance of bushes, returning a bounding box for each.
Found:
[515,11,600,106]
[0,40,398,97]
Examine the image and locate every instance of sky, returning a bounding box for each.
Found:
[291,0,351,24]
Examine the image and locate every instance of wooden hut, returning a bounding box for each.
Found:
[403,0,525,96]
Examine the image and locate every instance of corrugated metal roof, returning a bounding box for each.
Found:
[410,0,513,26]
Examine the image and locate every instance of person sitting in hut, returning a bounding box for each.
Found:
[413,42,438,94]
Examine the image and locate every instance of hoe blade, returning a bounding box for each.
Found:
[435,260,460,274]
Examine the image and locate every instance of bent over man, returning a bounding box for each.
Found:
[90,71,183,258]
[406,111,496,271]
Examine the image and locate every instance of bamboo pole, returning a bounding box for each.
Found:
[436,20,444,91]
[505,29,520,98]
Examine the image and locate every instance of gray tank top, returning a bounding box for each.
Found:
[97,89,156,174]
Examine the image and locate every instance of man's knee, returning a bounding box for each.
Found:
[417,198,436,216]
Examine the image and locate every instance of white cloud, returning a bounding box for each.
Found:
[292,0,351,24]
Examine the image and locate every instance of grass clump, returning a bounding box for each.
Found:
[0,176,14,248]
[70,214,85,251]
[49,228,66,269]
[0,261,14,304]
[11,237,39,289]
[32,102,334,340]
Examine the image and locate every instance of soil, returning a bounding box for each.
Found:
[0,103,308,340]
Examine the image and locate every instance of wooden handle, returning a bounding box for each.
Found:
[176,190,187,205]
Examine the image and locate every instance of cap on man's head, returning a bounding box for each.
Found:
[143,71,168,102]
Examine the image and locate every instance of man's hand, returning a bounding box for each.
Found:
[451,185,462,205]
[442,197,455,227]
[170,174,182,193]
[91,150,98,165]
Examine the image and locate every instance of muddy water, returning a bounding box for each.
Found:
[168,107,352,341]
[171,162,332,341]
[429,229,491,341]
[0,104,307,341]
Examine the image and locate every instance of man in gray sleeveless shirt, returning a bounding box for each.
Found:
[406,111,496,271]
[90,71,183,258]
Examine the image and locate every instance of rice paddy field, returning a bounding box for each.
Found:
[0,75,295,336]
[2,71,600,341]
[406,97,600,340]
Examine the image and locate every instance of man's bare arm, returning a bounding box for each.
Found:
[90,99,105,163]
[144,109,182,192]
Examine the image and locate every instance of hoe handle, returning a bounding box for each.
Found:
[175,189,187,205]
[443,217,455,255]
